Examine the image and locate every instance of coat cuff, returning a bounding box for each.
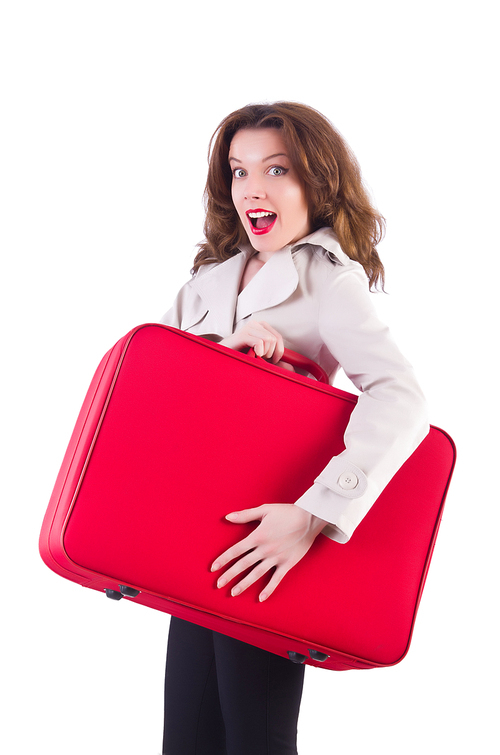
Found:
[294,482,356,543]
[294,460,374,544]
[315,458,368,499]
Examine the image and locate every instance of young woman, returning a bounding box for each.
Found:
[160,102,428,755]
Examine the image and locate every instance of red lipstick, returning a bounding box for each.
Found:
[246,209,277,235]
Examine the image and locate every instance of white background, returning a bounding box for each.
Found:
[1,1,499,753]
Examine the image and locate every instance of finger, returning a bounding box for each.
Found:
[246,323,283,362]
[260,324,285,363]
[210,520,266,571]
[216,550,265,591]
[249,332,277,360]
[258,565,288,602]
[225,506,267,524]
[257,321,282,340]
[260,335,284,363]
[211,534,255,572]
[211,507,268,572]
[248,336,274,360]
[228,559,275,596]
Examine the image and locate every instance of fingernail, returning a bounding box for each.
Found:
[217,577,226,588]
[211,562,220,571]
[231,586,241,596]
[259,593,267,602]
[226,513,238,520]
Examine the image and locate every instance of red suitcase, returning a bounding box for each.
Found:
[39,324,455,671]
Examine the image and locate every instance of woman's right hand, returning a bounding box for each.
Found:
[220,321,285,364]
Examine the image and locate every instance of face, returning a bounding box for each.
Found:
[229,128,311,257]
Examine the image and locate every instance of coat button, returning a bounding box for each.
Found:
[338,471,358,490]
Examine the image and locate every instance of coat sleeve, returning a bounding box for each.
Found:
[294,264,429,543]
[160,279,194,329]
[159,278,223,342]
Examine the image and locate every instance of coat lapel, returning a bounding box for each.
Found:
[190,250,249,336]
[189,228,342,336]
[190,244,300,335]
[235,246,299,322]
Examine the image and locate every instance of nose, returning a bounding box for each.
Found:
[244,174,266,201]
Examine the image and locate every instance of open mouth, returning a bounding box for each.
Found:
[247,210,277,234]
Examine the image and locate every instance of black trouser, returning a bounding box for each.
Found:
[163,617,305,755]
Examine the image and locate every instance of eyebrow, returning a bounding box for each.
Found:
[228,152,288,163]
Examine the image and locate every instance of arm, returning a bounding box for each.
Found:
[295,265,429,542]
[160,282,224,343]
[212,267,428,597]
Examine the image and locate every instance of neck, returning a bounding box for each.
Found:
[253,248,279,264]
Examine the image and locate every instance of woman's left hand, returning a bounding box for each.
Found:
[211,504,327,602]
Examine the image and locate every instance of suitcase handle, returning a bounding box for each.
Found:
[247,347,329,384]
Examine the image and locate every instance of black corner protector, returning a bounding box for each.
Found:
[119,585,141,597]
[105,589,123,601]
[288,651,308,664]
[309,649,330,662]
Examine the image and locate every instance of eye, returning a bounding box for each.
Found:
[232,168,247,179]
[267,166,288,177]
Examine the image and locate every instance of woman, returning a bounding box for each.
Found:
[161,102,428,754]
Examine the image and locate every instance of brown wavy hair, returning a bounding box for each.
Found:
[193,101,385,290]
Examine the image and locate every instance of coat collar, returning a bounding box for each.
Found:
[290,226,349,265]
[190,227,345,335]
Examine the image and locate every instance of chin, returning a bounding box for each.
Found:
[250,238,282,254]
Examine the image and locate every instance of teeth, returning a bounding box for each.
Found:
[248,211,275,218]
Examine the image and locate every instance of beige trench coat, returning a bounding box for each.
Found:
[161,227,429,543]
